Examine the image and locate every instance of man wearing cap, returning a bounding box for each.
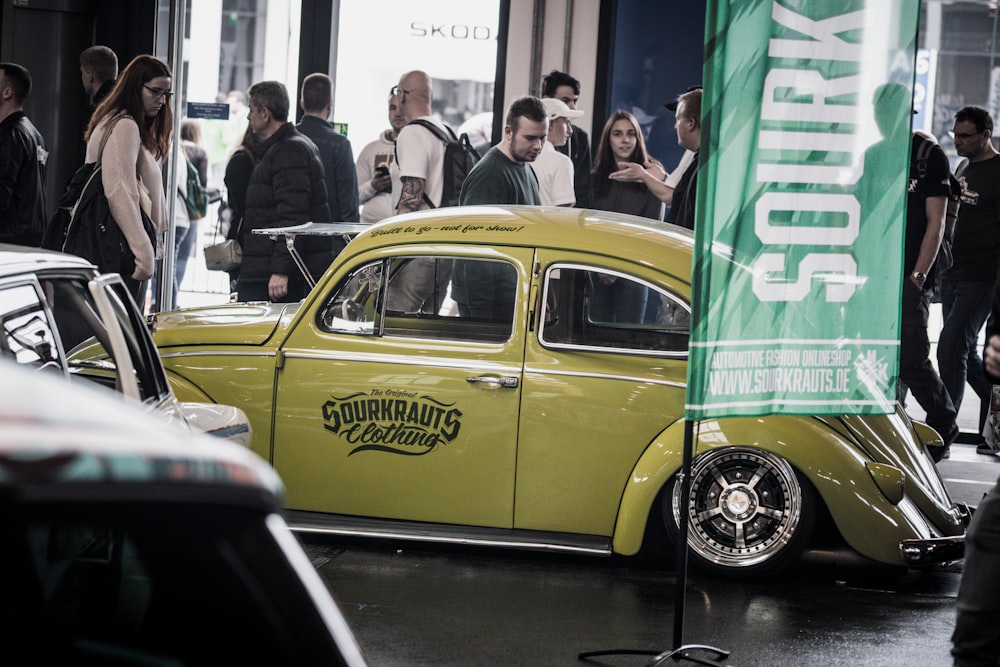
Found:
[541,70,592,208]
[531,98,583,206]
[664,86,702,230]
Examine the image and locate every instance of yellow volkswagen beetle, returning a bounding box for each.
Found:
[153,206,967,577]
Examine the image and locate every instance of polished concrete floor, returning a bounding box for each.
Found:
[302,444,999,667]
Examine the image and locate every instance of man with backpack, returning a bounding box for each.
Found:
[383,71,452,312]
[392,70,451,214]
[904,130,960,460]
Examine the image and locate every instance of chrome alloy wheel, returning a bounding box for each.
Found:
[668,448,812,574]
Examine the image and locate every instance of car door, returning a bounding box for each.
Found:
[515,252,691,537]
[273,247,534,529]
[0,272,152,403]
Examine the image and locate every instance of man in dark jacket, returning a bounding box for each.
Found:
[952,288,1000,664]
[80,46,117,121]
[0,62,47,247]
[296,73,358,229]
[237,80,332,303]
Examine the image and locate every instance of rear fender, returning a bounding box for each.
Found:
[613,415,941,565]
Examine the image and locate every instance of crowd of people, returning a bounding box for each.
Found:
[0,49,706,309]
[3,43,1000,665]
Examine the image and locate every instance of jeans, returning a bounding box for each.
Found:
[937,279,993,413]
[174,218,198,306]
[899,281,958,438]
[952,474,1000,666]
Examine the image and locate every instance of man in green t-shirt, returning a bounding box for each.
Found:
[459,96,546,206]
[454,96,546,319]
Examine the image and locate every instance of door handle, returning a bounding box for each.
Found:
[466,375,519,389]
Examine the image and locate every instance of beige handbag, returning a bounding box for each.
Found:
[204,210,242,272]
[204,238,241,271]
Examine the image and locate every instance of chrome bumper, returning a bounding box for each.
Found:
[900,535,965,565]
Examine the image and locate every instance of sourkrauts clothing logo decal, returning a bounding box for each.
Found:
[322,390,463,456]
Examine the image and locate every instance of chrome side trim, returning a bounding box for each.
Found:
[283,349,521,372]
[531,367,687,389]
[541,339,687,360]
[286,511,613,557]
[159,350,277,359]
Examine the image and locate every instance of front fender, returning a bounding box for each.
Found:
[613,415,944,566]
[165,368,215,403]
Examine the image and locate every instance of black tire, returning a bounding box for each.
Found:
[662,447,816,578]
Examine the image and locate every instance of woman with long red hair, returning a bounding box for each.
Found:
[85,54,173,303]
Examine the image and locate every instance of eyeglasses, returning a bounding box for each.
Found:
[951,130,983,140]
[144,85,174,101]
[390,85,411,99]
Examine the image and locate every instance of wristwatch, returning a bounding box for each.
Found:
[912,270,927,283]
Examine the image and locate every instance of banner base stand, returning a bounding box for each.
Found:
[578,644,730,666]
[577,421,732,667]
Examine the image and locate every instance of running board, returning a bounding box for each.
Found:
[285,510,614,557]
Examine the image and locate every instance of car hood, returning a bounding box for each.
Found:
[153,302,299,347]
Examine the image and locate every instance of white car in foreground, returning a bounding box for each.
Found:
[0,360,367,665]
[0,244,249,444]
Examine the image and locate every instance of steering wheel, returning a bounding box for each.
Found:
[341,298,365,322]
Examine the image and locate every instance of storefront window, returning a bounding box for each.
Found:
[333,0,500,152]
[921,1,1000,160]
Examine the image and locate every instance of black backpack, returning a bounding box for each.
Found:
[914,134,960,277]
[407,119,482,208]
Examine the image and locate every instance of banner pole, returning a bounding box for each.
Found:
[578,417,730,667]
[673,419,694,649]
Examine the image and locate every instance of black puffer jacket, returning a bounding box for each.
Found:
[239,122,332,297]
[0,111,47,245]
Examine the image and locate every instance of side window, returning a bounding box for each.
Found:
[539,265,689,354]
[0,283,61,370]
[43,278,117,391]
[318,261,383,335]
[318,256,517,343]
[42,277,155,399]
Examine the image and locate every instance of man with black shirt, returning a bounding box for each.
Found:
[664,87,701,230]
[937,106,1000,452]
[80,46,117,115]
[902,130,959,460]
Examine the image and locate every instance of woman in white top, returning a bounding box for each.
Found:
[85,54,173,304]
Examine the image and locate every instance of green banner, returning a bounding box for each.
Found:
[686,0,920,419]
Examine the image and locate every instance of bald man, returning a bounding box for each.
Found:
[390,70,450,214]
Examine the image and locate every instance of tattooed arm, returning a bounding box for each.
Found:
[398,176,428,214]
